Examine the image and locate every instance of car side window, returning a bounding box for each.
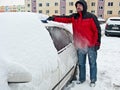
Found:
[46,26,73,51]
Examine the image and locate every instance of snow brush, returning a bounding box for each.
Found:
[41,19,48,23]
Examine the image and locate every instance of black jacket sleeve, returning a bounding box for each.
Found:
[92,14,101,46]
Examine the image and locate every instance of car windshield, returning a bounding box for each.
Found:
[110,19,120,21]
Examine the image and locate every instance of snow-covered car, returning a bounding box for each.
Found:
[105,17,120,36]
[0,12,78,90]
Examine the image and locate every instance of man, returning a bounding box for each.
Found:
[47,0,101,87]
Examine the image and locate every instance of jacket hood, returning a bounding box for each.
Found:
[75,0,87,14]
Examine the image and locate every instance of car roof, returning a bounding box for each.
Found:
[108,17,120,19]
[0,12,59,80]
[106,17,120,24]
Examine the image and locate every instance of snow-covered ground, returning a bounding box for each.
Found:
[65,34,120,90]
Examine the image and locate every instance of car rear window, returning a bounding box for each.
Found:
[110,19,120,21]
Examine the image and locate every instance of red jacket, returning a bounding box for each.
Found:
[53,12,101,48]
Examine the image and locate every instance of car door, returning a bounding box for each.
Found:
[46,26,78,90]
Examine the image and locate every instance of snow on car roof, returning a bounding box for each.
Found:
[108,17,120,19]
[106,17,120,24]
[0,12,59,87]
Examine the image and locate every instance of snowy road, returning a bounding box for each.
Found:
[65,35,120,90]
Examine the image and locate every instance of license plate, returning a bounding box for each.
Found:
[112,27,119,29]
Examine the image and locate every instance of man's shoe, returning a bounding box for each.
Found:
[90,82,96,87]
[76,80,85,84]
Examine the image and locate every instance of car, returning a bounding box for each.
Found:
[105,17,120,36]
[0,12,78,90]
[98,17,106,35]
[98,17,106,25]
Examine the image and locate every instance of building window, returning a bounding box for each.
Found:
[99,6,103,10]
[33,7,36,9]
[33,0,36,2]
[55,10,58,13]
[119,2,120,6]
[107,10,112,14]
[62,6,65,9]
[91,10,95,14]
[98,15,103,18]
[69,2,74,6]
[46,10,49,14]
[39,3,42,7]
[55,2,58,6]
[21,7,25,9]
[39,10,42,13]
[69,10,73,13]
[27,4,30,7]
[108,2,113,6]
[91,2,95,6]
[46,3,49,6]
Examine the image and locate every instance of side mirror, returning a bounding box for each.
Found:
[7,62,32,83]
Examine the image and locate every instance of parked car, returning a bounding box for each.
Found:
[0,12,78,90]
[105,17,120,36]
[98,17,106,25]
[98,17,106,35]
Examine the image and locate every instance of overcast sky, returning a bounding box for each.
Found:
[0,0,24,6]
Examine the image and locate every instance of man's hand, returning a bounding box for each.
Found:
[95,46,100,50]
[47,16,54,21]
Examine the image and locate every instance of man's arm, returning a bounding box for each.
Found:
[92,14,101,50]
[47,13,79,23]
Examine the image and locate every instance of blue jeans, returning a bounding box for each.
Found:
[77,47,97,82]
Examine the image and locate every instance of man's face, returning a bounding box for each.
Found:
[76,3,83,13]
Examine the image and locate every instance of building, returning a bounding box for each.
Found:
[0,5,25,12]
[0,6,5,12]
[25,0,77,16]
[104,0,120,19]
[1,0,120,20]
[87,0,98,16]
[87,0,120,19]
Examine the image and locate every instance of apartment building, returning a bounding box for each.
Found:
[1,0,120,19]
[37,0,60,15]
[0,5,25,12]
[104,0,120,19]
[87,0,98,15]
[0,6,5,12]
[87,0,120,19]
[25,0,77,16]
[66,0,77,15]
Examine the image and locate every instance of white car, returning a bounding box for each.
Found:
[105,17,120,36]
[98,17,106,35]
[0,12,78,90]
